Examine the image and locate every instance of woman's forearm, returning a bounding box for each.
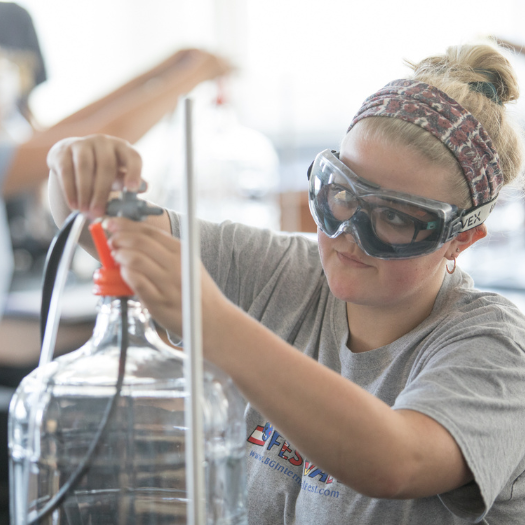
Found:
[204,299,471,499]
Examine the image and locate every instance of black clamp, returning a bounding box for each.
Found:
[106,188,163,222]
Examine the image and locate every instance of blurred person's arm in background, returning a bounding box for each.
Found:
[3,48,230,197]
[492,36,525,56]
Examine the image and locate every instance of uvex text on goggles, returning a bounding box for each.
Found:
[308,150,497,259]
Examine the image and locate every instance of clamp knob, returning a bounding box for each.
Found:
[106,188,163,221]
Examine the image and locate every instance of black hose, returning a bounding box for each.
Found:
[30,298,128,524]
[40,211,80,346]
[31,213,129,524]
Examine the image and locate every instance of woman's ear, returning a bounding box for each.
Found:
[470,224,488,244]
[448,224,487,258]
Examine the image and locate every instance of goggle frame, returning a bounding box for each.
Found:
[307,150,496,260]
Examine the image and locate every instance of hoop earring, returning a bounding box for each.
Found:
[446,257,457,275]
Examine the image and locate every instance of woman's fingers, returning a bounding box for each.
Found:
[48,138,79,209]
[106,218,229,338]
[113,247,169,294]
[107,220,170,240]
[71,140,96,213]
[47,135,145,218]
[90,139,118,216]
[108,223,183,333]
[122,265,183,333]
[115,139,143,192]
[121,267,170,305]
[107,219,180,273]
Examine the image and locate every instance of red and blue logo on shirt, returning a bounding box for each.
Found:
[247,422,335,485]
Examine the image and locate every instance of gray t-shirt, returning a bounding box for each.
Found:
[167,210,525,524]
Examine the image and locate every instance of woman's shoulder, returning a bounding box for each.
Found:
[451,270,524,318]
[430,268,525,350]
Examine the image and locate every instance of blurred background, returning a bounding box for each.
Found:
[3,0,525,521]
[8,0,525,257]
[4,0,525,266]
[14,0,525,248]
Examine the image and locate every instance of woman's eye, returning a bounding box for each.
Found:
[381,209,412,227]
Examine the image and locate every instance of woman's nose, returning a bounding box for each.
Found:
[342,231,357,244]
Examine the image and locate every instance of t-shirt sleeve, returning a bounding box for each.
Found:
[393,304,525,521]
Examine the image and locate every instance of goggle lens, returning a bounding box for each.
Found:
[308,152,453,259]
[318,185,440,244]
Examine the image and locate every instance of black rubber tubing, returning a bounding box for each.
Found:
[30,212,129,524]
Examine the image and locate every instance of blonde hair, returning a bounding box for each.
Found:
[353,42,525,208]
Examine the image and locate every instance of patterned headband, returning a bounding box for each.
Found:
[347,79,503,207]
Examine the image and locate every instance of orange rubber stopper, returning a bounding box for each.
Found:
[89,222,134,297]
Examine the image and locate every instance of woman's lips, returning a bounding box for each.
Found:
[336,251,371,268]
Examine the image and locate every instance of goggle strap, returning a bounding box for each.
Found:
[458,197,498,232]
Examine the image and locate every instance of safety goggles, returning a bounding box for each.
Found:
[307,150,497,259]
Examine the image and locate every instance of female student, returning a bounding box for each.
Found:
[47,42,525,523]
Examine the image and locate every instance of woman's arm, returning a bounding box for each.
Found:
[205,302,473,499]
[105,218,473,500]
[47,135,472,499]
[4,49,229,196]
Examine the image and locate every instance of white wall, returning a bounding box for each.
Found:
[16,0,216,123]
[14,0,525,146]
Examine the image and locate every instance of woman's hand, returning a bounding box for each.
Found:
[47,134,144,220]
[106,217,229,340]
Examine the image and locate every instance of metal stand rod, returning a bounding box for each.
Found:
[181,97,206,525]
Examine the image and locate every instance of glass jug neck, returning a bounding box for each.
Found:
[91,296,155,349]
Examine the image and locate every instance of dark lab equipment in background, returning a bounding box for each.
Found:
[0,2,47,119]
[6,194,57,276]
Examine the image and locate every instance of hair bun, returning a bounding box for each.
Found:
[403,41,524,193]
[468,76,502,105]
[407,42,519,105]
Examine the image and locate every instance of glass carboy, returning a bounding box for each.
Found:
[8,226,247,524]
